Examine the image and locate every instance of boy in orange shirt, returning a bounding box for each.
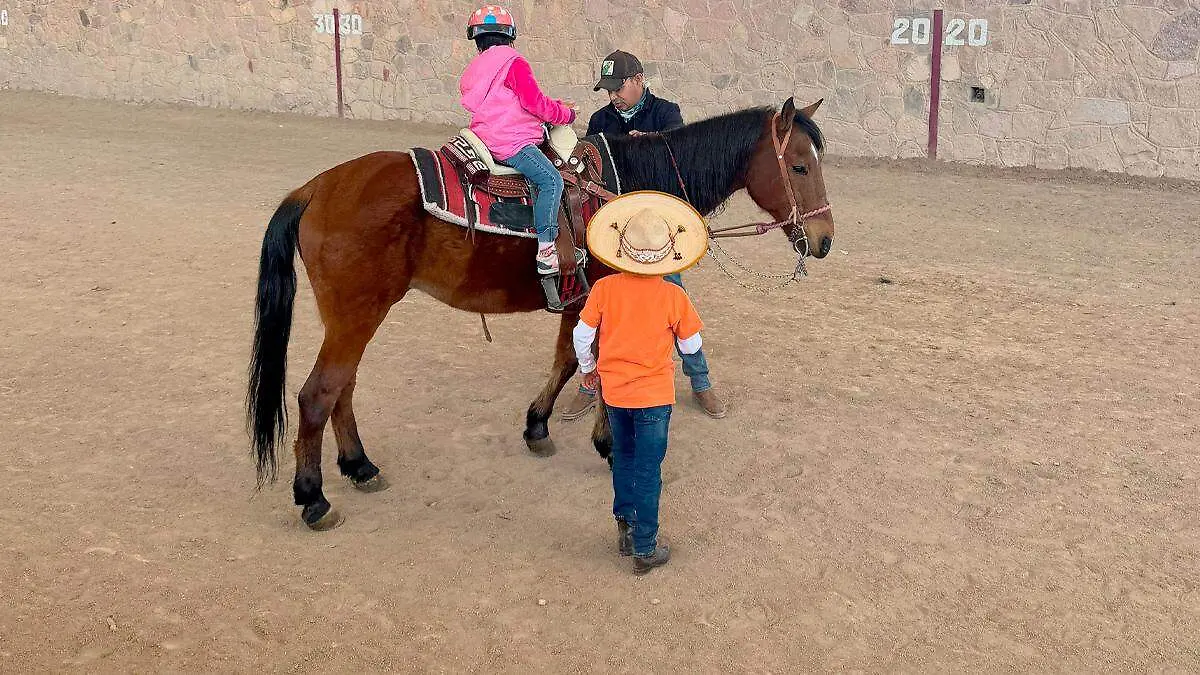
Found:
[573,192,708,574]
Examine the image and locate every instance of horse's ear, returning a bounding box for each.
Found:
[799,98,824,118]
[777,97,797,133]
[780,97,796,119]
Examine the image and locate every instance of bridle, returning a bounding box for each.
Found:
[660,111,831,283]
[705,111,831,255]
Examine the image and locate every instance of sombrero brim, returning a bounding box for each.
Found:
[586,191,709,276]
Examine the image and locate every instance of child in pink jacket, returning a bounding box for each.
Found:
[459,5,577,274]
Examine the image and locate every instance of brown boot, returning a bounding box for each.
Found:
[560,388,597,421]
[632,536,671,575]
[694,388,727,419]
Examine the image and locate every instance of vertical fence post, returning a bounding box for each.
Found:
[928,9,944,160]
[333,8,344,118]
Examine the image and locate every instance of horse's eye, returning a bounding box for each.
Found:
[792,165,808,176]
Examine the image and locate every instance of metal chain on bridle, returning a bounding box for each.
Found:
[704,235,807,292]
[660,111,831,292]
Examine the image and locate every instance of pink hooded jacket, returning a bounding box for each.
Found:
[459,46,576,161]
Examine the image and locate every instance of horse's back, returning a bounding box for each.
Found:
[301,150,421,211]
[296,150,423,255]
[315,150,416,187]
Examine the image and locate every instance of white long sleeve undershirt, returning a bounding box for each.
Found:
[677,332,703,355]
[573,320,599,373]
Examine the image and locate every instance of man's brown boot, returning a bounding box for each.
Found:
[632,536,671,575]
[694,388,727,419]
[561,389,597,421]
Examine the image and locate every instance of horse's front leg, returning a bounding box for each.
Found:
[523,312,580,456]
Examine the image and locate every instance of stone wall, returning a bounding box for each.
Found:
[2,1,1199,180]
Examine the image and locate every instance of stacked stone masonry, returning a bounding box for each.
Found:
[2,1,1198,179]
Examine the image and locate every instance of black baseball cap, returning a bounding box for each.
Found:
[593,51,643,91]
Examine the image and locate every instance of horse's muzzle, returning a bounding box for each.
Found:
[816,236,833,258]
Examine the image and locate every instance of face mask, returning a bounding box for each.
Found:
[617,90,648,121]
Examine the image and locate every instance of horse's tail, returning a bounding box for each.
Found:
[247,186,312,486]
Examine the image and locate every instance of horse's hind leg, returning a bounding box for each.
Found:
[293,311,388,529]
[332,373,388,491]
[524,312,580,457]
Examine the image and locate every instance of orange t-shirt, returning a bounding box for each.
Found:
[579,273,704,408]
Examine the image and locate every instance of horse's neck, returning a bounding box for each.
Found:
[611,137,743,216]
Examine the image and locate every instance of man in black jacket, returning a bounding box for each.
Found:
[585,51,684,137]
[563,51,728,421]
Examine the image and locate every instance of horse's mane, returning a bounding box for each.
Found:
[602,106,825,216]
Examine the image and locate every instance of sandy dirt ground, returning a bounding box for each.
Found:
[1,90,1198,672]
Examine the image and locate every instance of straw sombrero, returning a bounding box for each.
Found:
[586,191,709,276]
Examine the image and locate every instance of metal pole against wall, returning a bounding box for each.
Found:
[333,7,344,118]
[927,9,944,160]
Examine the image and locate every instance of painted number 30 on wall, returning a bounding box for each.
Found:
[891,17,988,46]
[314,12,364,36]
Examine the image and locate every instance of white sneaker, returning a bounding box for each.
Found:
[536,246,560,275]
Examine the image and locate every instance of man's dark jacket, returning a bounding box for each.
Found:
[586,92,684,136]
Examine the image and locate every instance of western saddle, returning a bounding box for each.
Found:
[441,125,616,311]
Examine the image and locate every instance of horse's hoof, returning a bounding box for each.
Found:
[301,499,344,531]
[352,474,390,493]
[525,435,557,457]
[306,508,345,531]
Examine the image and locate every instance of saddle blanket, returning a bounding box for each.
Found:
[410,146,537,237]
[409,135,621,239]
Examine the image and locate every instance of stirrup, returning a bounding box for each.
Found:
[540,248,590,313]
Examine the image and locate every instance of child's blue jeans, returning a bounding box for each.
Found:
[501,144,563,244]
[607,404,672,556]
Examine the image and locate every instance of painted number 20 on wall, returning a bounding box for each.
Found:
[891,17,988,46]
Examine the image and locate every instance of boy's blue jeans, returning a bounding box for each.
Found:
[501,145,563,244]
[579,273,711,396]
[607,404,672,556]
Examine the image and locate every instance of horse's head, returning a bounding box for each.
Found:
[744,98,835,259]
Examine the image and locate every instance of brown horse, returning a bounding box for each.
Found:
[247,98,834,529]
